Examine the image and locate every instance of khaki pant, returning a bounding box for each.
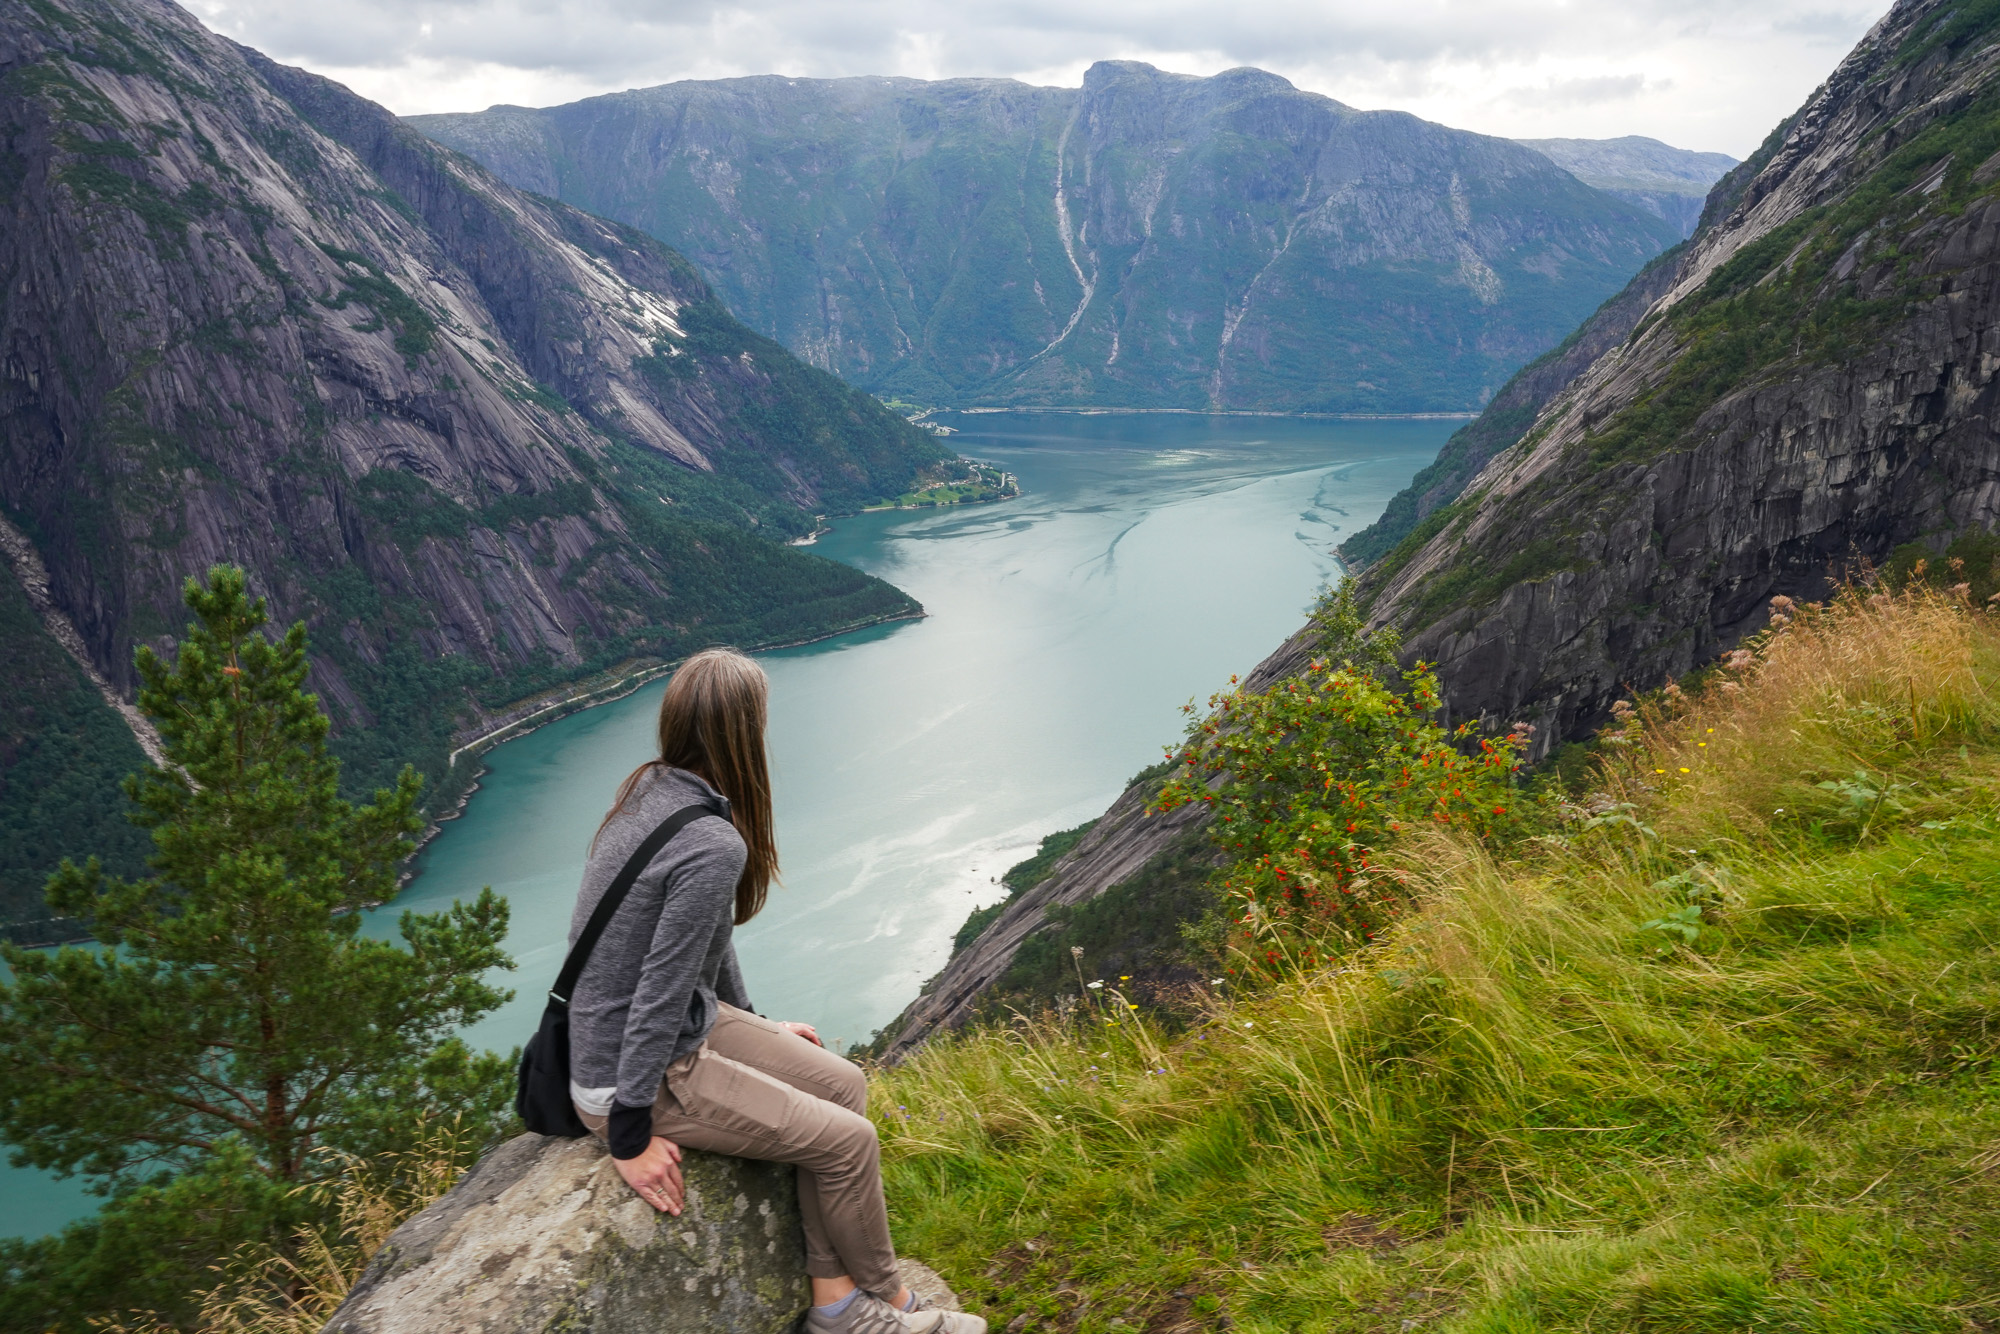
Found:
[577,1003,900,1296]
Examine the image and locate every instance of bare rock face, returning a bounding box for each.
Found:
[323,1134,808,1334]
[1349,0,2000,754]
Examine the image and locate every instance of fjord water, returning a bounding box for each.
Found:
[0,412,1446,1237]
[382,413,1448,1054]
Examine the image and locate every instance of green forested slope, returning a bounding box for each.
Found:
[0,579,146,944]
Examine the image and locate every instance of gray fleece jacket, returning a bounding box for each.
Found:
[565,766,752,1156]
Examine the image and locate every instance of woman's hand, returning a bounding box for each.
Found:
[778,1021,823,1047]
[614,1136,684,1214]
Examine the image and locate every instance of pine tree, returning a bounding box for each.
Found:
[0,568,514,1327]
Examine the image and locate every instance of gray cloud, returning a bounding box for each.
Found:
[1502,74,1655,110]
[186,0,1888,156]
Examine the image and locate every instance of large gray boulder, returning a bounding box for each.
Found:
[323,1133,808,1333]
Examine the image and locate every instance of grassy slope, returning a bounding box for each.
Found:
[872,587,2000,1332]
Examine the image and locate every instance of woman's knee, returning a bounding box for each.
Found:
[828,1057,868,1115]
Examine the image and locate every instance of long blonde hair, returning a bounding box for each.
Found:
[599,648,778,923]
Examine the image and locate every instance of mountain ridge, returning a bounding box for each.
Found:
[1347,0,2000,752]
[410,63,1683,414]
[1513,135,1737,235]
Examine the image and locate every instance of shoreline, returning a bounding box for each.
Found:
[407,606,930,859]
[861,489,1018,514]
[948,407,1478,420]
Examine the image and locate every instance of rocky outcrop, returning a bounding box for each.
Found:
[1349,0,2000,756]
[325,1134,808,1333]
[325,1133,963,1334]
[0,0,946,886]
[412,67,1681,414]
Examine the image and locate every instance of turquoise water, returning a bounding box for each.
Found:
[0,411,1448,1238]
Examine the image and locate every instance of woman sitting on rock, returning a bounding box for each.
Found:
[566,647,984,1334]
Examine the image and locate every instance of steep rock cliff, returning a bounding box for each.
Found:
[412,65,1682,413]
[0,0,947,905]
[1351,0,2000,754]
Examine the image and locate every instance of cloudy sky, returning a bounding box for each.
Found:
[186,0,1889,158]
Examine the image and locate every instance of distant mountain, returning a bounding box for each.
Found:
[410,66,1682,413]
[1515,135,1739,236]
[0,0,949,935]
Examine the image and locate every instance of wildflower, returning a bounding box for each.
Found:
[1087,980,1104,990]
[1679,767,1691,773]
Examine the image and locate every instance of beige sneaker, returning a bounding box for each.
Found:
[805,1292,988,1334]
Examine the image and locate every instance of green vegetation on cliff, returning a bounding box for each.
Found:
[0,576,148,944]
[873,585,2000,1331]
[317,437,925,804]
[1372,5,2000,636]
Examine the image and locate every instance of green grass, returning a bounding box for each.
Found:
[871,587,2000,1331]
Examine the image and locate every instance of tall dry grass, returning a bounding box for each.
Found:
[95,1123,478,1334]
[1601,583,2000,843]
[872,582,2000,1331]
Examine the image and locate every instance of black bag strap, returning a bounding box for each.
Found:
[550,795,728,1005]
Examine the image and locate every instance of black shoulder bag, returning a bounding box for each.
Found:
[514,797,725,1137]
